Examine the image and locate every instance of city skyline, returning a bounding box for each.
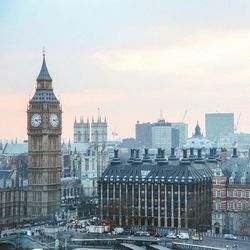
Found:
[1,0,250,140]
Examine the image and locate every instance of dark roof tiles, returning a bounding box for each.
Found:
[37,55,52,82]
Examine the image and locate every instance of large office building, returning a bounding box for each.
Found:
[172,122,188,148]
[99,148,213,229]
[135,122,152,148]
[205,113,234,143]
[152,119,172,154]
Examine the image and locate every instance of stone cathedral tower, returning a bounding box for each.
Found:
[73,117,90,143]
[91,115,108,177]
[27,53,62,218]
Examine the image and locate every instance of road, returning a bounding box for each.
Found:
[56,230,250,250]
[2,226,250,250]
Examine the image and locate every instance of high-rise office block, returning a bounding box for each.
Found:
[152,119,172,153]
[205,113,234,142]
[172,122,188,148]
[135,122,152,148]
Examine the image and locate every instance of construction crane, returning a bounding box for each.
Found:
[182,110,188,123]
[108,126,118,140]
[234,113,241,133]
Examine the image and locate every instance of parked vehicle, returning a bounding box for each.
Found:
[224,234,237,240]
[113,227,124,235]
[86,225,110,234]
[166,233,177,239]
[192,233,203,241]
[134,230,150,237]
[177,232,189,240]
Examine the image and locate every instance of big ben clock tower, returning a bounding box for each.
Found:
[27,52,62,219]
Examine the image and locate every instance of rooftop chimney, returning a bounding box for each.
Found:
[128,148,135,163]
[232,147,238,158]
[142,148,152,163]
[168,147,178,161]
[111,148,122,165]
[133,149,142,164]
[189,148,196,161]
[155,148,167,165]
[207,147,217,163]
[180,149,190,165]
[194,148,205,164]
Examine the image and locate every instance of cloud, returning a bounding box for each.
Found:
[93,30,250,84]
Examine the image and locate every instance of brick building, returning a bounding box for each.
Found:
[212,149,250,235]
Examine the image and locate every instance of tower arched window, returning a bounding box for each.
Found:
[95,131,98,142]
[77,131,81,142]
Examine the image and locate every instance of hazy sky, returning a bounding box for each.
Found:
[1,0,250,141]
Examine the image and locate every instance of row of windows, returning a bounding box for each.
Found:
[215,190,250,198]
[214,201,250,211]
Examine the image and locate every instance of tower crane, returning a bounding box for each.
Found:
[108,126,118,140]
[234,113,241,133]
[182,110,188,123]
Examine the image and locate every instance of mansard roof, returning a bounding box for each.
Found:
[222,157,250,182]
[100,159,213,184]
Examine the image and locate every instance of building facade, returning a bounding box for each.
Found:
[91,116,108,179]
[27,53,62,218]
[0,179,28,226]
[73,117,90,143]
[135,122,152,148]
[99,148,213,229]
[172,122,188,148]
[152,120,172,154]
[212,151,250,235]
[183,124,213,151]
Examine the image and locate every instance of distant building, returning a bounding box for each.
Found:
[171,127,179,148]
[73,117,90,143]
[119,138,138,149]
[152,119,172,154]
[61,115,109,198]
[205,113,234,143]
[91,116,108,179]
[135,122,152,148]
[172,123,188,148]
[183,123,213,150]
[0,179,28,225]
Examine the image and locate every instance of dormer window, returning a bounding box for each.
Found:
[229,176,234,184]
[241,177,246,184]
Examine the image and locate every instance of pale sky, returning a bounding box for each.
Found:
[1,0,250,141]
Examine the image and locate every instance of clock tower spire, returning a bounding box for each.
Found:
[27,52,62,219]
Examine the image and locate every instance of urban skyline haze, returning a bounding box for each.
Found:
[1,0,250,140]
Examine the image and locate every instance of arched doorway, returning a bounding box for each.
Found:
[214,222,220,234]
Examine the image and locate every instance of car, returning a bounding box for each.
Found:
[134,231,150,237]
[177,232,189,240]
[166,233,177,239]
[192,233,203,241]
[224,234,237,240]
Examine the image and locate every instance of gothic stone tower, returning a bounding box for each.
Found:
[73,117,90,143]
[27,53,62,218]
[91,116,108,178]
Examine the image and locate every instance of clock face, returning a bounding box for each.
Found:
[50,114,59,127]
[31,113,41,127]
